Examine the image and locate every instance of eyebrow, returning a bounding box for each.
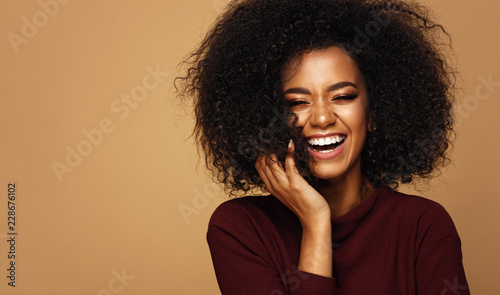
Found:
[283,81,358,95]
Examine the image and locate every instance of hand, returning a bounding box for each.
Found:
[255,140,331,227]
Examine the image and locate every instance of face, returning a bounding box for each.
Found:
[282,46,370,183]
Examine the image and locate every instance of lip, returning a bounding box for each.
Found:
[306,134,346,160]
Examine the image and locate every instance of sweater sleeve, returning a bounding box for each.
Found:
[207,199,336,295]
[414,203,470,295]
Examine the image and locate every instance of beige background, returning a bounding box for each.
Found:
[0,0,498,294]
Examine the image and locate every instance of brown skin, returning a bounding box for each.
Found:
[255,46,375,278]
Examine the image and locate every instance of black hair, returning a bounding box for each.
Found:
[177,0,455,194]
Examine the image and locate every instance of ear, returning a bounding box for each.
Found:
[367,113,374,132]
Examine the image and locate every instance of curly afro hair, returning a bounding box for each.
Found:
[177,0,455,195]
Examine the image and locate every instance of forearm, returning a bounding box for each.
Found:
[298,219,333,278]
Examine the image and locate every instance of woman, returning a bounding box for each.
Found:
[179,0,469,293]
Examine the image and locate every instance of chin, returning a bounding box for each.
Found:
[310,164,347,182]
[309,156,362,184]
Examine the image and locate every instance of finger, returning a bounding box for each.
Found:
[256,156,272,181]
[266,153,285,177]
[255,155,265,172]
[258,155,283,190]
[266,154,295,194]
[258,159,288,203]
[285,140,300,178]
[262,154,282,187]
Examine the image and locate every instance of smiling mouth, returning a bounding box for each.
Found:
[307,135,346,153]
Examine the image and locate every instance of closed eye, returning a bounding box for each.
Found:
[287,100,308,107]
[333,94,357,101]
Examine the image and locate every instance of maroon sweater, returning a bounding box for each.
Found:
[207,187,469,295]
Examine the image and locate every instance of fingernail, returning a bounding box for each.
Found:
[288,139,293,149]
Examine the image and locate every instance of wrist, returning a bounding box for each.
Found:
[299,219,333,277]
[299,211,331,230]
[301,217,331,235]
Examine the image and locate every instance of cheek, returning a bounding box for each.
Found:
[341,105,369,134]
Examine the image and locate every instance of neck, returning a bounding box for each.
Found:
[316,168,374,219]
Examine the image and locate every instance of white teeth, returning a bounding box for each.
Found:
[308,135,346,146]
[318,148,335,153]
[311,143,344,153]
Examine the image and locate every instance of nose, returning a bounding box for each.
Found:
[309,101,336,128]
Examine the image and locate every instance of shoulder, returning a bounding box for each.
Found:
[207,195,295,237]
[380,188,455,221]
[206,195,300,263]
[378,187,461,244]
[208,195,279,227]
[380,187,450,212]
